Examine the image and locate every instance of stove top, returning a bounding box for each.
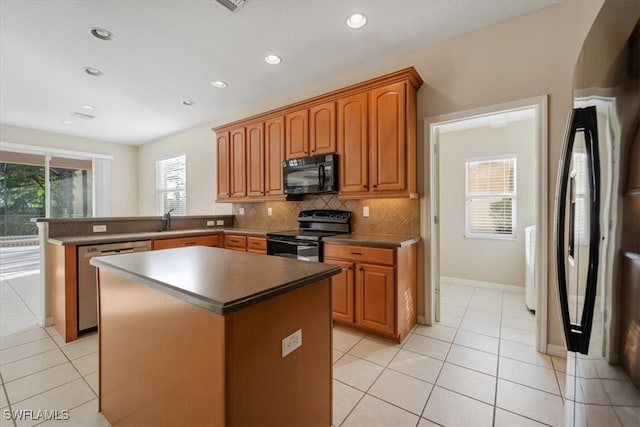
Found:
[267,209,352,241]
[266,229,347,241]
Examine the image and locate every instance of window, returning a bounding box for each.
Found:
[157,155,186,215]
[465,155,516,239]
[1,151,94,237]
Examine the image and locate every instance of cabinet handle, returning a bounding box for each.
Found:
[351,252,363,256]
[359,267,364,271]
[347,266,352,270]
[373,184,378,188]
[363,185,367,189]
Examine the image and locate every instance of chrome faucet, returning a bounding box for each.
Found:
[163,209,175,231]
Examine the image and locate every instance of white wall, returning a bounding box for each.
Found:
[0,123,139,216]
[439,120,536,286]
[136,123,232,216]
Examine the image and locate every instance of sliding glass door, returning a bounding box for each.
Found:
[0,152,93,238]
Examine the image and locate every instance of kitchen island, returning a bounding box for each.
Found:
[91,246,341,426]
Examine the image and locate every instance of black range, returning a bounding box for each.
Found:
[266,210,351,262]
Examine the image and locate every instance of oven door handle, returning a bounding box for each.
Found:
[268,238,318,246]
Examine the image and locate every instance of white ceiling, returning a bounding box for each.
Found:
[0,0,560,146]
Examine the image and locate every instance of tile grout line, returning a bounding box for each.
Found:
[416,284,471,425]
[0,370,18,427]
[3,274,41,329]
[44,328,100,401]
[492,288,504,426]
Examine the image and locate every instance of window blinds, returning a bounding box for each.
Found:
[466,156,516,237]
[157,155,186,215]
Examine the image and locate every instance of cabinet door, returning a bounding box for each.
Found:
[246,123,265,197]
[216,132,230,200]
[355,263,395,335]
[265,116,285,196]
[153,235,220,250]
[246,236,267,254]
[309,101,336,155]
[369,82,406,192]
[230,127,247,198]
[337,92,369,194]
[326,259,355,323]
[285,109,309,160]
[225,234,247,251]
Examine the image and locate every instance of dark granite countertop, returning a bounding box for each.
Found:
[322,233,420,248]
[90,246,341,315]
[48,227,274,246]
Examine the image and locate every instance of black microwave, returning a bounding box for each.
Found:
[283,154,338,195]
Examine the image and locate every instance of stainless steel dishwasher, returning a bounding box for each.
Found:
[77,240,152,333]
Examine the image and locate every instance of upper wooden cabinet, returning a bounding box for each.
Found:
[337,92,369,194]
[285,109,309,160]
[264,116,285,196]
[229,127,247,198]
[309,101,336,156]
[246,123,265,197]
[216,132,231,200]
[337,81,417,199]
[370,82,406,192]
[214,67,422,202]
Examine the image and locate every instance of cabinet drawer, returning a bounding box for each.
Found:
[225,234,247,251]
[324,244,394,266]
[153,235,220,250]
[247,236,267,253]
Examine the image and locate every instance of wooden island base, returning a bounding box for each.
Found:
[98,269,332,426]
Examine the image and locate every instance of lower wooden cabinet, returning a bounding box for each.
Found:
[225,234,267,254]
[153,235,221,250]
[247,236,267,254]
[324,243,416,342]
[225,234,247,251]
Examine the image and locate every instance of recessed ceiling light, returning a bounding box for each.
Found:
[90,27,115,41]
[264,54,282,65]
[81,104,95,110]
[347,13,367,29]
[211,80,228,88]
[61,120,74,125]
[82,67,102,76]
[181,100,195,106]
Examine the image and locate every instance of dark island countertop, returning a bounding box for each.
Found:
[323,233,420,248]
[90,246,341,315]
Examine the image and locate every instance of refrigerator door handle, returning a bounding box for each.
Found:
[554,105,601,354]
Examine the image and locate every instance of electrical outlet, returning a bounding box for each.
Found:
[281,329,302,358]
[206,220,216,226]
[93,225,107,233]
[363,206,369,217]
[267,207,272,216]
[216,220,224,225]
[239,207,245,215]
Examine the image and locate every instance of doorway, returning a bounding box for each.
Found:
[423,96,548,353]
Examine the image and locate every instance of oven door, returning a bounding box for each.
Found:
[267,237,320,262]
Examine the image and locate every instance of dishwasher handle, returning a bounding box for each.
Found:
[101,248,136,255]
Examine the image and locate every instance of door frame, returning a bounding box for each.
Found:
[422,95,549,353]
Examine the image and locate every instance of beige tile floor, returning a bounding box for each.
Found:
[2,260,639,426]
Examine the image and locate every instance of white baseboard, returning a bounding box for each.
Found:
[417,315,427,326]
[546,344,567,358]
[441,276,525,293]
[45,317,53,327]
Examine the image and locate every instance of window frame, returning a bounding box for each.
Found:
[156,154,187,216]
[464,154,517,240]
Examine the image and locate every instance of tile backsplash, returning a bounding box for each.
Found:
[233,195,419,235]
